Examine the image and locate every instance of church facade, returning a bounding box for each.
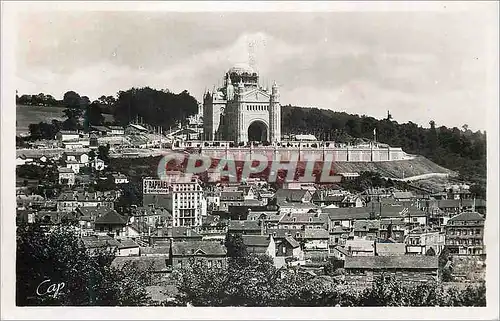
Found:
[203,63,281,144]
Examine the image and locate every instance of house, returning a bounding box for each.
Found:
[57,191,117,212]
[63,140,89,150]
[94,209,128,237]
[379,218,406,243]
[392,191,415,202]
[205,190,221,210]
[247,211,284,229]
[58,167,75,186]
[116,238,140,257]
[16,209,36,225]
[125,124,148,135]
[169,240,227,269]
[328,226,350,247]
[275,189,313,203]
[198,216,227,241]
[64,151,89,165]
[406,227,445,255]
[303,228,329,252]
[149,226,203,246]
[219,191,245,211]
[16,155,34,166]
[277,201,319,214]
[341,195,364,208]
[57,130,80,142]
[242,234,276,258]
[132,205,172,228]
[445,212,485,255]
[227,220,263,235]
[352,220,380,240]
[344,255,439,284]
[325,207,371,229]
[92,158,106,171]
[66,160,81,174]
[89,125,110,135]
[76,206,113,235]
[111,256,169,277]
[276,235,304,260]
[278,211,328,230]
[331,246,349,261]
[374,242,406,256]
[82,234,121,255]
[108,126,125,135]
[345,239,375,256]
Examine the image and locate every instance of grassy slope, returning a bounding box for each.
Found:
[332,156,455,179]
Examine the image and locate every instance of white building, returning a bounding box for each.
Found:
[142,177,207,227]
[57,130,80,142]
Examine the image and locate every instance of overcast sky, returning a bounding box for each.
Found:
[16,3,497,130]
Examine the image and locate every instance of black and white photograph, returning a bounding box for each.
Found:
[1,1,498,319]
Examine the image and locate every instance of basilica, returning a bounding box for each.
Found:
[202,63,281,144]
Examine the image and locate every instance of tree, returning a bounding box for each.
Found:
[438,246,453,282]
[88,101,105,126]
[425,247,436,256]
[98,145,110,163]
[224,233,248,258]
[113,87,198,127]
[16,223,152,306]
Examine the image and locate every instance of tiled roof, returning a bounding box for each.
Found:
[58,167,74,173]
[275,189,310,202]
[267,228,304,239]
[344,255,438,270]
[82,235,121,249]
[345,239,375,252]
[117,238,139,249]
[153,227,200,238]
[220,191,244,201]
[279,212,327,224]
[324,207,371,220]
[228,220,261,231]
[111,256,167,271]
[303,228,329,239]
[242,235,272,247]
[449,212,485,222]
[353,220,380,232]
[284,236,300,248]
[94,209,128,225]
[393,191,414,199]
[333,246,349,256]
[140,246,170,255]
[375,243,406,256]
[171,240,227,256]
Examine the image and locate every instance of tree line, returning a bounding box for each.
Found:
[16,226,486,307]
[18,90,486,185]
[281,105,486,184]
[18,88,199,139]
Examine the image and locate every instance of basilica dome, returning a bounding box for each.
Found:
[228,63,256,75]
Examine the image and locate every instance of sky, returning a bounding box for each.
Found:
[15,3,497,131]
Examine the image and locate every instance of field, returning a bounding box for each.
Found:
[16,104,114,136]
[16,105,66,135]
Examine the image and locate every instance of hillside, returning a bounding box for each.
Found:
[16,105,66,135]
[16,104,113,136]
[281,105,486,183]
[332,156,455,180]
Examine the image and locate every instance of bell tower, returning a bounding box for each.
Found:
[269,81,281,144]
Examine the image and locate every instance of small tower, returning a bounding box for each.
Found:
[235,80,245,143]
[269,81,281,144]
[226,73,234,101]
